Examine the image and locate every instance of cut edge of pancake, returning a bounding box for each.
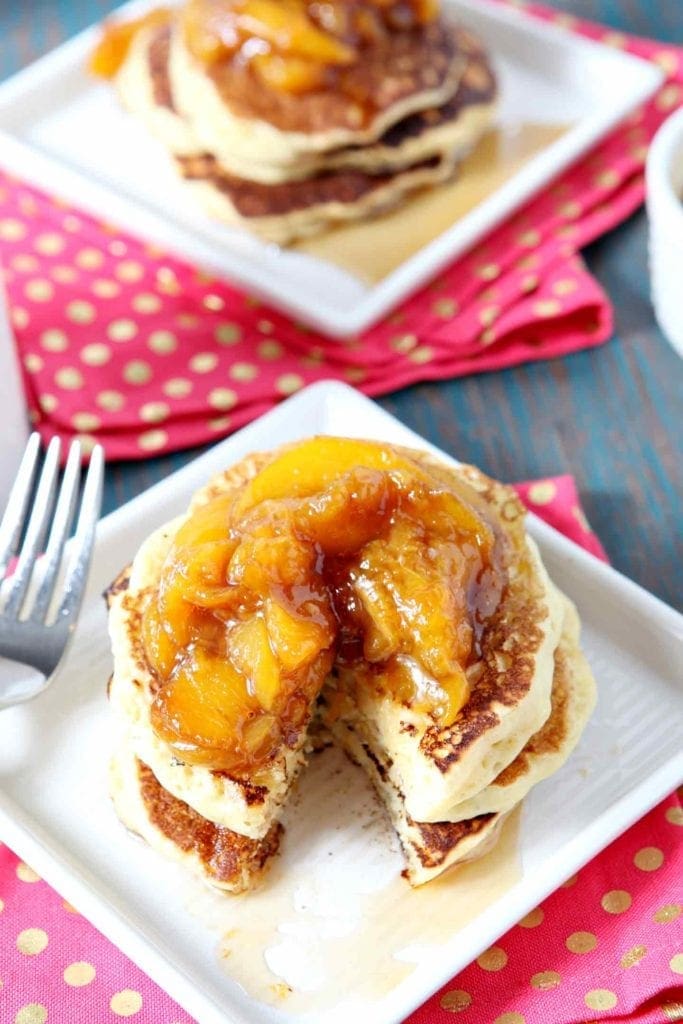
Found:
[330,718,507,886]
[106,441,596,890]
[109,745,282,893]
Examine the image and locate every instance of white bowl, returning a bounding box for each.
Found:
[646,105,683,357]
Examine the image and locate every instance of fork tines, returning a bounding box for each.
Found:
[0,434,104,625]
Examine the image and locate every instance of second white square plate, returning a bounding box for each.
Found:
[0,382,681,1024]
[0,0,662,336]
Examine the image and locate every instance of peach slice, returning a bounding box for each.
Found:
[265,599,333,672]
[229,617,281,710]
[234,437,411,514]
[151,646,268,771]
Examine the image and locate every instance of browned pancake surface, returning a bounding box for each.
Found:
[408,812,496,869]
[136,757,282,885]
[177,152,441,216]
[493,628,571,788]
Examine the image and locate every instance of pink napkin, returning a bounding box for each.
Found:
[0,7,680,459]
[0,479,680,1024]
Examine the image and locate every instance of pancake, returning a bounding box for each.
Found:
[117,23,496,184]
[109,747,282,892]
[442,593,596,822]
[108,441,563,845]
[320,455,565,824]
[174,149,457,243]
[168,16,467,169]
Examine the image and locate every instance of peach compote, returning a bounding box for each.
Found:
[143,437,501,778]
[90,7,173,78]
[181,0,440,93]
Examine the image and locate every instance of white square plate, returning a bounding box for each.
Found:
[0,1,662,337]
[0,382,681,1024]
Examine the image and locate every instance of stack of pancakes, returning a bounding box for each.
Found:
[106,441,596,892]
[108,2,497,243]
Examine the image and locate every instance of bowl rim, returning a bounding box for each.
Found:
[646,105,683,232]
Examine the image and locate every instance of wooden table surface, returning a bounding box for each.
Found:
[1,1,681,611]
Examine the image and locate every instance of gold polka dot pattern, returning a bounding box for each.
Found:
[439,989,472,1012]
[15,863,40,883]
[634,846,664,871]
[276,373,304,395]
[148,330,178,354]
[108,318,138,342]
[110,989,143,1016]
[14,1005,47,1024]
[139,401,170,423]
[189,352,219,374]
[654,904,681,924]
[601,890,631,914]
[16,928,48,955]
[566,931,598,954]
[63,960,96,986]
[531,971,561,990]
[518,907,544,928]
[584,989,617,1011]
[620,945,647,969]
[229,361,259,381]
[138,429,169,452]
[477,946,508,971]
[666,807,683,826]
[80,343,111,366]
[528,481,557,505]
[66,299,95,323]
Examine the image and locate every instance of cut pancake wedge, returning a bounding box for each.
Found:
[106,439,595,892]
[109,748,282,892]
[329,590,595,885]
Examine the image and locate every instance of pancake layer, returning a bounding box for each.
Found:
[110,747,282,892]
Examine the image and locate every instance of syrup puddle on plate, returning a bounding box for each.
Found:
[187,745,521,1020]
[295,122,569,284]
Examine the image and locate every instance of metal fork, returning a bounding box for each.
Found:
[0,433,104,707]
